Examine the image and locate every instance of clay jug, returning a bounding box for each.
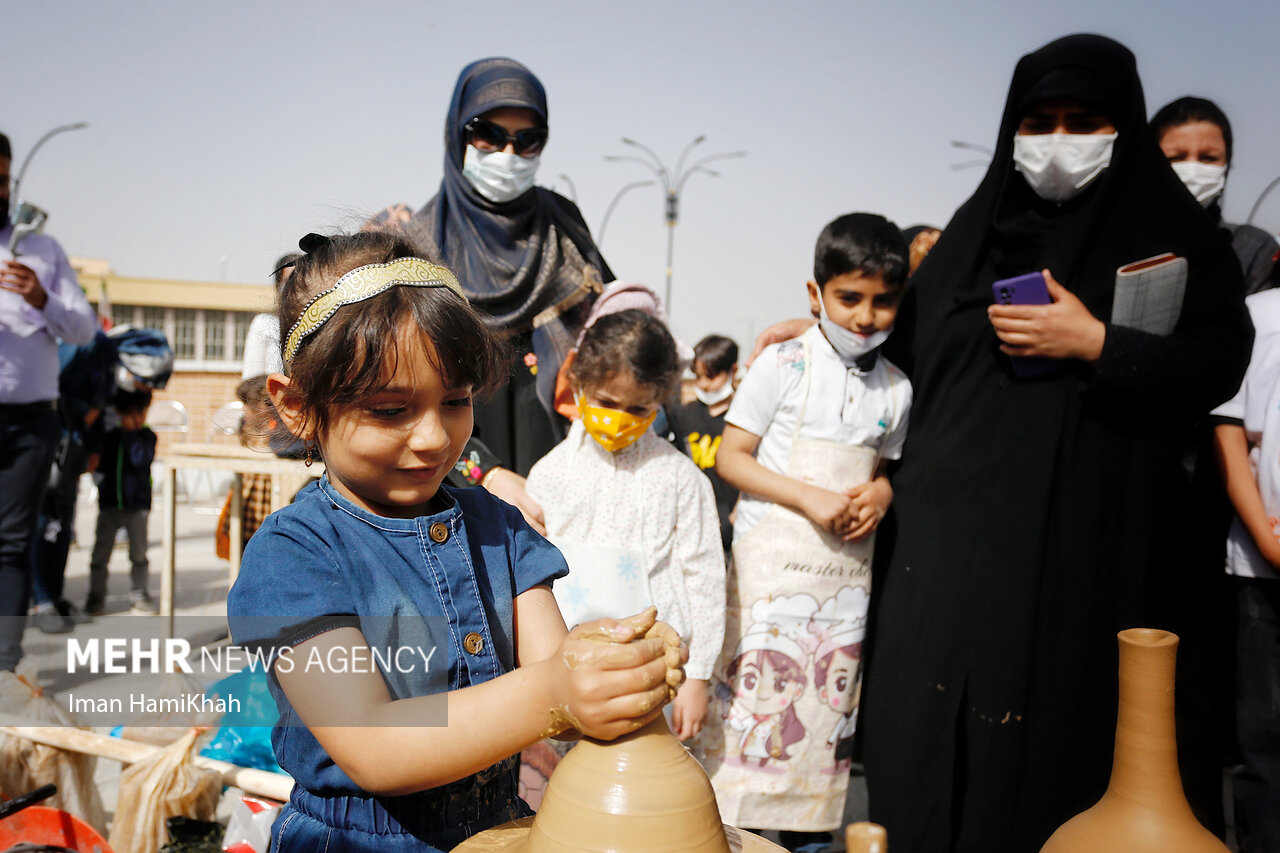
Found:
[1040,628,1228,853]
[845,822,887,852]
[454,715,785,852]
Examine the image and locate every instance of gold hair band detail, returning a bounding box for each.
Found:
[282,257,465,363]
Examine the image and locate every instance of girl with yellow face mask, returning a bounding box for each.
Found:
[527,309,726,750]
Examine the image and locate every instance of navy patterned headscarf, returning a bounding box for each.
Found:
[407,57,610,413]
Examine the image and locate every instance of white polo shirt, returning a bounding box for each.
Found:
[726,325,911,540]
[1211,288,1280,580]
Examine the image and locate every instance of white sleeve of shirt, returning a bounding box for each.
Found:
[37,239,97,345]
[878,370,913,462]
[241,313,282,379]
[725,344,783,438]
[674,464,726,681]
[1212,379,1246,421]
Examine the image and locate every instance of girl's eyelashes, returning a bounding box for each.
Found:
[444,393,473,409]
[368,405,408,419]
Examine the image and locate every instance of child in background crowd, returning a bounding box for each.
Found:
[86,388,158,616]
[667,334,741,553]
[706,213,911,852]
[1210,287,1280,852]
[528,309,725,742]
[227,232,685,853]
[215,376,275,560]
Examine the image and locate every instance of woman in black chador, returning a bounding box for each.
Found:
[861,34,1252,852]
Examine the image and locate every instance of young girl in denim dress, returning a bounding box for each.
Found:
[227,231,686,852]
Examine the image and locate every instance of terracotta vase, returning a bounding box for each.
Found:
[455,715,785,852]
[1040,628,1228,853]
[845,822,887,852]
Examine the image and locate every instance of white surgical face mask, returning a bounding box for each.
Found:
[462,145,539,203]
[817,299,891,365]
[695,380,734,406]
[1171,160,1227,208]
[1013,132,1117,202]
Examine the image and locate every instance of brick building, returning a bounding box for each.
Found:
[73,257,275,457]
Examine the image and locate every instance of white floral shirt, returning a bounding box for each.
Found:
[527,421,726,680]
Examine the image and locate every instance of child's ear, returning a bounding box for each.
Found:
[265,372,311,439]
[806,280,823,319]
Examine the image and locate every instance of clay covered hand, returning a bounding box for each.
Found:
[540,607,688,742]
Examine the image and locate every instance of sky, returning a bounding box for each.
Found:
[7,0,1280,352]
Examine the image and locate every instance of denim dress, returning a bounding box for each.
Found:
[227,477,568,852]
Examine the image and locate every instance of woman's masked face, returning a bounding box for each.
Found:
[1013,99,1118,202]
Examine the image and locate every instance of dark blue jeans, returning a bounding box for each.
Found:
[1234,576,1280,853]
[0,405,59,671]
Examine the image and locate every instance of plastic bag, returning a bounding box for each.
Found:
[199,669,281,774]
[108,727,221,853]
[221,792,280,853]
[0,662,107,833]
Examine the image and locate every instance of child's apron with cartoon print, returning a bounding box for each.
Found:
[704,338,880,831]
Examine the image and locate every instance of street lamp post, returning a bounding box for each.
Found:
[606,136,745,314]
[1247,173,1280,225]
[949,139,993,172]
[597,180,655,246]
[13,122,89,200]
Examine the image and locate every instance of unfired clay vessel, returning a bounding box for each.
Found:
[845,822,887,852]
[454,716,785,852]
[1039,628,1229,853]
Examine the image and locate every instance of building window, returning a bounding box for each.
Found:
[113,303,138,328]
[174,308,196,359]
[233,312,253,361]
[204,310,226,360]
[142,306,165,334]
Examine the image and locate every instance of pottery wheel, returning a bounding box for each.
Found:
[453,818,788,851]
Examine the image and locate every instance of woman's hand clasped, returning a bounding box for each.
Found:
[987,269,1106,363]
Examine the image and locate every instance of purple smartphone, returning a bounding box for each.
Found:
[991,272,1059,378]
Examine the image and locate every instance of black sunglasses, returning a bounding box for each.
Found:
[464,117,548,158]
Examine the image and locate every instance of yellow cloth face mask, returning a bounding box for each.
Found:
[577,396,657,453]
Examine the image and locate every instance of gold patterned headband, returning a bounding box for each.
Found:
[282,257,466,363]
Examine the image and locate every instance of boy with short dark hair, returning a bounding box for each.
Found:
[86,388,157,615]
[706,212,912,849]
[668,334,740,551]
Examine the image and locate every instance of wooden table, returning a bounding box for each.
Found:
[161,442,322,638]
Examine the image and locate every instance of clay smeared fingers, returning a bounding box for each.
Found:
[574,636,668,671]
[615,606,659,636]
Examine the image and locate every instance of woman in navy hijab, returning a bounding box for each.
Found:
[405,58,611,521]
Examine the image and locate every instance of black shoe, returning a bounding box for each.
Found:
[32,606,73,634]
[84,597,105,616]
[55,599,92,624]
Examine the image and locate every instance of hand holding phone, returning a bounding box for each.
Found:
[991,272,1059,377]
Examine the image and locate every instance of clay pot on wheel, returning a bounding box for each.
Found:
[1040,628,1228,853]
[455,715,785,852]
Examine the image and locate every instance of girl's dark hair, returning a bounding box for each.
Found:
[570,309,680,400]
[276,230,510,436]
[1151,96,1233,165]
[694,334,738,378]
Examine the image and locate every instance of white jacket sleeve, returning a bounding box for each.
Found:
[674,462,726,681]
